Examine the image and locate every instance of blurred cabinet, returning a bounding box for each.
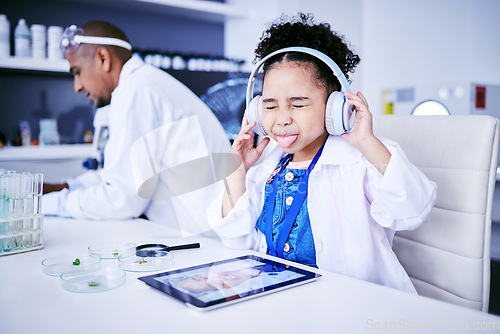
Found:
[0,144,92,183]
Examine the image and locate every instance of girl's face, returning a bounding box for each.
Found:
[262,61,329,162]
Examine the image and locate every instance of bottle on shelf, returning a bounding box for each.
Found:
[31,24,46,59]
[14,18,30,58]
[39,118,60,146]
[0,14,10,57]
[47,26,63,60]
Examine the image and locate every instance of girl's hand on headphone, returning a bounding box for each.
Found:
[341,91,374,149]
[341,91,391,174]
[232,114,270,172]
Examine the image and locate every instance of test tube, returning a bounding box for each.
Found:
[31,173,43,247]
[9,173,22,221]
[0,172,8,219]
[33,173,43,214]
[22,172,33,247]
[0,172,8,252]
[2,171,18,251]
[10,173,24,250]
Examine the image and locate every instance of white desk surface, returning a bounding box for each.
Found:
[1,217,499,334]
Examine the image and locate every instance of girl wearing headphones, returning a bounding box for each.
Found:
[208,13,436,293]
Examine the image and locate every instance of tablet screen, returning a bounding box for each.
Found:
[138,255,321,310]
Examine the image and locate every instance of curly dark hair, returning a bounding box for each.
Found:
[254,13,360,93]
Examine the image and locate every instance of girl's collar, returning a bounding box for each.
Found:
[265,135,362,168]
[287,160,312,169]
[319,135,362,165]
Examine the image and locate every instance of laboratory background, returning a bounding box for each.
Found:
[1,0,500,318]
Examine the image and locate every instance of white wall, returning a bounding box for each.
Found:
[362,0,500,114]
[225,0,500,114]
[224,0,362,92]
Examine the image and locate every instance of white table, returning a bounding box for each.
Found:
[1,217,499,334]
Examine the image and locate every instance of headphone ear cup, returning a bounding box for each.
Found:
[343,102,356,133]
[246,95,267,136]
[325,91,347,136]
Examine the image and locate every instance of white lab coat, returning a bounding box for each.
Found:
[207,135,437,293]
[44,56,230,232]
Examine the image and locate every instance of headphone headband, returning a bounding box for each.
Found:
[246,46,352,108]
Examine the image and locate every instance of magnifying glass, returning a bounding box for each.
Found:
[135,243,200,257]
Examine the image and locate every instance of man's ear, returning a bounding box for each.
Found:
[95,46,112,72]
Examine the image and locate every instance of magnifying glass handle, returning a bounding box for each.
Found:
[166,243,200,251]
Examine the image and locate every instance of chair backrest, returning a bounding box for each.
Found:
[373,114,499,312]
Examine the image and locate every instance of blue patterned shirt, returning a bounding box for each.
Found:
[256,165,317,268]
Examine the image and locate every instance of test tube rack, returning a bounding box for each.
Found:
[1,171,44,256]
[0,214,43,256]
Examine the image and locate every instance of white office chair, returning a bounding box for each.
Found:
[373,114,499,312]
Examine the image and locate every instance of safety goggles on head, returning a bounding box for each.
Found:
[60,25,132,55]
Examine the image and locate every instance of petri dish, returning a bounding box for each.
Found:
[118,251,174,272]
[60,267,126,293]
[42,254,101,276]
[88,242,136,259]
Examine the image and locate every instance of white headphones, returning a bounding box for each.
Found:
[245,46,355,136]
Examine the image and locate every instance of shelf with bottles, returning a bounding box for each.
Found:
[0,14,67,73]
[135,50,245,73]
[0,51,244,74]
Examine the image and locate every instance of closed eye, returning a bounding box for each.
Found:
[262,98,277,111]
[290,96,309,109]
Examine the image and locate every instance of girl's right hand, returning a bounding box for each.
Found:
[232,113,270,172]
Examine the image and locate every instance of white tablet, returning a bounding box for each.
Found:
[138,254,321,311]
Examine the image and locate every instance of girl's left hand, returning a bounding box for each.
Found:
[341,91,391,174]
[340,91,375,149]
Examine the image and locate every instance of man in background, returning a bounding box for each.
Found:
[44,21,230,234]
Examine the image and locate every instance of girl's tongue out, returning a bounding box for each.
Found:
[276,134,298,149]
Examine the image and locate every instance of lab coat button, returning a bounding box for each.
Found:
[285,172,294,181]
[283,243,291,252]
[286,196,293,206]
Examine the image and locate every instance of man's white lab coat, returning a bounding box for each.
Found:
[44,56,230,233]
